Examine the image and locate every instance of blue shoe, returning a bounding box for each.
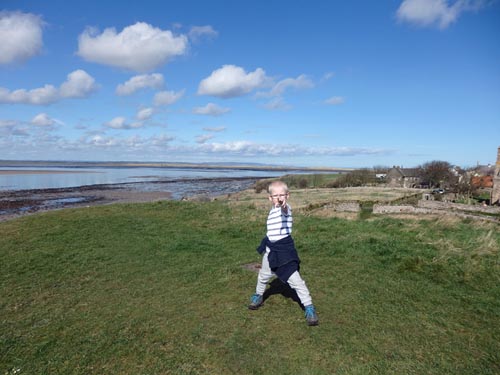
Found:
[248,294,263,310]
[304,305,319,326]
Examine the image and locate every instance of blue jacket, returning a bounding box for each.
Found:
[257,235,300,282]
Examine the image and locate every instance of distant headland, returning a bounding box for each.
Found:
[0,160,353,173]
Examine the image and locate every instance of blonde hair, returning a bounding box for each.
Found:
[268,180,289,195]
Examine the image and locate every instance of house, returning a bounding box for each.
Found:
[492,147,500,205]
[386,166,421,188]
[471,175,493,189]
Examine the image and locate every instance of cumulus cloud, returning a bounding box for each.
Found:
[0,69,98,105]
[116,73,164,96]
[0,119,25,136]
[153,89,185,106]
[264,97,292,111]
[136,107,154,121]
[198,65,269,98]
[195,134,214,144]
[203,126,226,132]
[31,113,57,126]
[324,96,345,105]
[0,85,58,105]
[83,133,175,149]
[188,25,218,43]
[1,115,61,138]
[77,22,189,72]
[0,11,44,64]
[256,74,313,110]
[197,141,389,157]
[193,103,231,116]
[104,116,143,130]
[0,119,18,128]
[1,121,392,161]
[267,75,314,97]
[396,0,486,29]
[59,70,99,98]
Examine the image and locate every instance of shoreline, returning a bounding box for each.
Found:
[0,176,262,222]
[0,169,99,175]
[0,160,353,173]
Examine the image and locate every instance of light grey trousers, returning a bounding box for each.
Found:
[255,248,313,306]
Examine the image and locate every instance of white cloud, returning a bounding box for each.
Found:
[1,123,392,161]
[31,113,56,126]
[77,22,188,72]
[83,133,174,149]
[198,65,269,98]
[136,107,154,121]
[0,85,58,105]
[198,141,389,157]
[322,72,335,81]
[203,126,226,132]
[0,11,44,64]
[0,119,18,128]
[193,103,231,116]
[153,89,185,106]
[396,0,485,29]
[195,134,214,144]
[268,75,314,97]
[59,70,98,98]
[188,25,218,43]
[324,96,345,105]
[150,134,175,146]
[87,134,119,147]
[104,116,143,130]
[0,69,98,105]
[264,97,292,111]
[105,117,127,129]
[0,119,23,136]
[116,73,164,96]
[256,74,313,109]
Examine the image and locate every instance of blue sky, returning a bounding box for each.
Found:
[0,0,499,168]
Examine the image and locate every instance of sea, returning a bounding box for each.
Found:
[0,166,289,192]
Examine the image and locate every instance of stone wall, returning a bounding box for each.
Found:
[373,200,500,222]
[322,202,360,212]
[417,199,500,214]
[373,203,498,222]
[373,204,432,214]
[492,147,500,205]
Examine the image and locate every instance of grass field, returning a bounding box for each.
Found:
[1,198,499,374]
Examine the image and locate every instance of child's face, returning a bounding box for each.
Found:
[268,185,289,207]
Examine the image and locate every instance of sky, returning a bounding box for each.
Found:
[0,0,499,168]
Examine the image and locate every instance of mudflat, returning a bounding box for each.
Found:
[0,170,97,175]
[0,176,261,222]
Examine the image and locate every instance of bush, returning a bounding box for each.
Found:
[326,169,377,188]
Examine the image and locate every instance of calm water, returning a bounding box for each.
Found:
[0,167,286,191]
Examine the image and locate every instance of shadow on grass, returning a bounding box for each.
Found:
[263,279,304,310]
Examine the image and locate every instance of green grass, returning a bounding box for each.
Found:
[1,201,499,374]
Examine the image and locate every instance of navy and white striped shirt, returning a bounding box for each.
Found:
[266,204,293,242]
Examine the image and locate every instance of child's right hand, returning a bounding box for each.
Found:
[277,199,286,208]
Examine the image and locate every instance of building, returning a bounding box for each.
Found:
[386,167,421,188]
[492,147,500,205]
[471,175,493,189]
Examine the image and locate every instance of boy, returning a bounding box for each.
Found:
[248,180,319,326]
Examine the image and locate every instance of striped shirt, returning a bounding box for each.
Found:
[266,204,293,242]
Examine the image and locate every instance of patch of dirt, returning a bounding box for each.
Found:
[242,262,261,273]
